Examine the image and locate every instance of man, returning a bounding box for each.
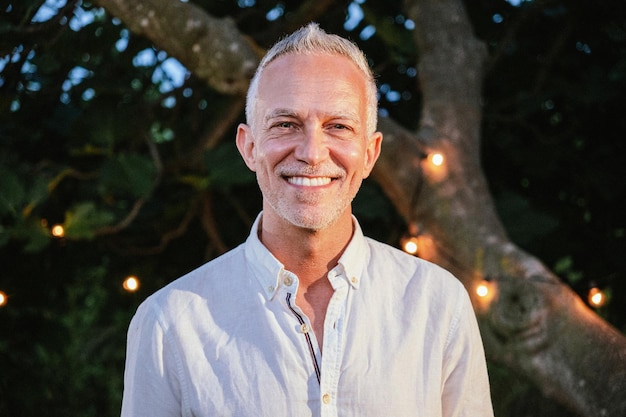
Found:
[121,23,494,417]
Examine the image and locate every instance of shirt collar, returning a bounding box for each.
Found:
[244,213,284,300]
[243,212,370,299]
[335,216,368,290]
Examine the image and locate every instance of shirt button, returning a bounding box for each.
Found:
[268,285,275,293]
[322,393,331,404]
[300,323,310,333]
[351,276,358,284]
[283,276,293,286]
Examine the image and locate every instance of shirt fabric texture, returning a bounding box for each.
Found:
[121,213,494,417]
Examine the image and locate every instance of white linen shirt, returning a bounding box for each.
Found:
[121,214,494,417]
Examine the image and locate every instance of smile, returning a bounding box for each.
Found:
[286,176,333,186]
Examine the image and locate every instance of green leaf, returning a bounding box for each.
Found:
[150,122,175,143]
[0,164,26,216]
[22,220,52,252]
[178,174,211,191]
[63,202,115,240]
[204,142,255,189]
[553,256,584,285]
[99,153,157,198]
[9,217,51,253]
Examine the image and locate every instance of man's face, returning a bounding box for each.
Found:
[237,53,382,231]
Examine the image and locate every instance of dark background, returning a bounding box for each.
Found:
[1,0,624,415]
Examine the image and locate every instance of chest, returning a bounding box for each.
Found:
[174,288,447,417]
[295,280,334,351]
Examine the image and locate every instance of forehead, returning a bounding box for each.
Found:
[255,53,368,120]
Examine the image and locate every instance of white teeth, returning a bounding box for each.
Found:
[287,176,332,186]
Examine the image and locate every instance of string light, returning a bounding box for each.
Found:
[474,278,497,310]
[476,282,490,298]
[0,291,7,307]
[422,150,448,182]
[51,224,65,238]
[429,152,445,167]
[400,223,420,255]
[123,276,140,292]
[588,287,607,308]
[401,236,420,255]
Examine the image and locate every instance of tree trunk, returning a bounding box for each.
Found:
[386,1,626,416]
[94,0,626,415]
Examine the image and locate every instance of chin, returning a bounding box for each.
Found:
[284,208,348,232]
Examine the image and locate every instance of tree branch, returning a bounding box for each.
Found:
[88,0,626,414]
[92,0,261,94]
[396,0,626,415]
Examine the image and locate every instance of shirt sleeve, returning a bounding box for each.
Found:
[441,283,494,417]
[121,301,184,417]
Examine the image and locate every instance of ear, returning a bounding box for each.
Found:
[362,131,383,178]
[236,123,257,172]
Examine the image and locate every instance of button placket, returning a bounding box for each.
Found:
[319,273,349,416]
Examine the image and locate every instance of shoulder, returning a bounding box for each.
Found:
[361,236,470,315]
[133,243,247,325]
[164,243,246,294]
[365,237,461,287]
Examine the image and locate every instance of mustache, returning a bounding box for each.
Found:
[277,163,346,178]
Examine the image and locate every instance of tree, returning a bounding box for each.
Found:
[1,0,625,416]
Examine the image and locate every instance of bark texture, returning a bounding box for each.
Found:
[395,1,626,416]
[93,0,626,415]
[93,0,260,94]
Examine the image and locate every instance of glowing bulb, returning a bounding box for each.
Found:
[422,151,448,182]
[588,287,606,308]
[401,236,419,255]
[123,276,140,292]
[474,279,497,310]
[476,283,489,298]
[430,152,444,167]
[0,291,7,307]
[51,224,65,238]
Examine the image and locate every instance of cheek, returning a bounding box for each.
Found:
[341,146,369,175]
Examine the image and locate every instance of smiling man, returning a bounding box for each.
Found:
[121,23,494,417]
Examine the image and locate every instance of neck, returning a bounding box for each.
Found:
[259,211,354,286]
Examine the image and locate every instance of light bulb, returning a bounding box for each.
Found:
[123,276,140,292]
[476,283,489,298]
[0,291,7,307]
[51,224,65,238]
[474,279,497,310]
[429,152,444,167]
[401,236,419,255]
[422,150,448,182]
[588,287,606,308]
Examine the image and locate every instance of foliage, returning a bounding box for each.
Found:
[0,0,624,416]
[474,0,626,327]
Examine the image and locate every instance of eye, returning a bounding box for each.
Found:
[274,121,295,129]
[328,123,354,133]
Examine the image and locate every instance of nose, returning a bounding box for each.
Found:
[294,126,329,165]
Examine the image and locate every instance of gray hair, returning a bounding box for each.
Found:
[245,23,378,135]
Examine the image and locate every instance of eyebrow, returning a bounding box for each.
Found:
[264,108,361,124]
[265,108,298,122]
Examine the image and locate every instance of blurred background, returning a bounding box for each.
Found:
[1,0,625,415]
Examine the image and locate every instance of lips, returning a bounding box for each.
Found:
[286,176,333,186]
